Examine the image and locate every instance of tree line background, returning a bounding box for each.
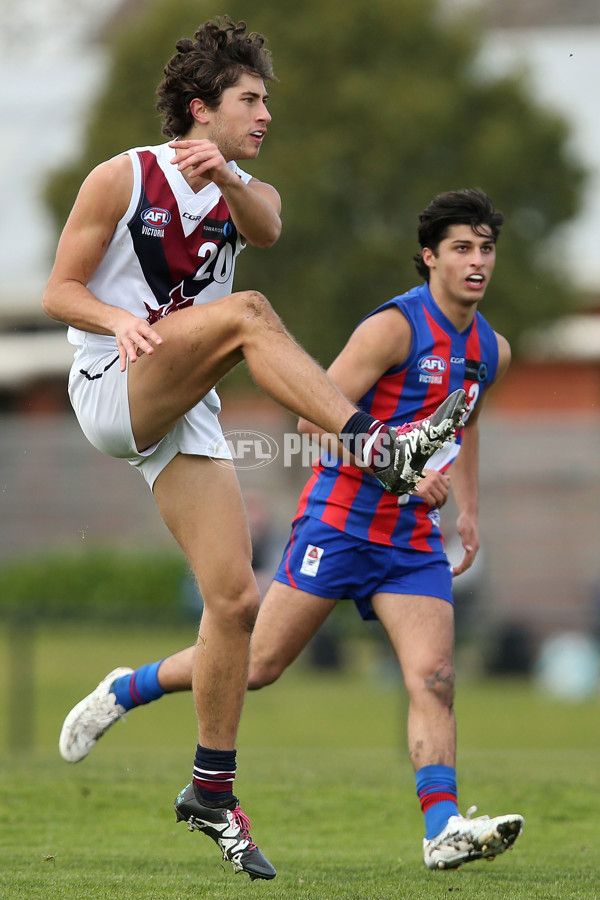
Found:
[44,0,586,369]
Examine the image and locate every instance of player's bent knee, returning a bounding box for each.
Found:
[205,587,261,634]
[247,656,284,690]
[229,290,280,327]
[237,289,269,309]
[237,598,260,634]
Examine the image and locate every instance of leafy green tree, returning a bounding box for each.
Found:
[45,0,585,365]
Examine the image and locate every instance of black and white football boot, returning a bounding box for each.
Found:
[374,388,468,495]
[175,782,276,880]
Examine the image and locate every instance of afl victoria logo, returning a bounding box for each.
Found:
[418,355,447,374]
[141,207,171,227]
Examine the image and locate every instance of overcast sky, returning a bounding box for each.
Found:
[0,0,122,300]
[480,28,600,291]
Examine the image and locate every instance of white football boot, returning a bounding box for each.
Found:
[59,667,133,762]
[424,806,524,870]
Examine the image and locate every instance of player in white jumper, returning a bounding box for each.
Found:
[44,18,466,880]
[66,140,255,484]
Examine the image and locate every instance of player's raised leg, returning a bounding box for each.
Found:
[127,291,467,495]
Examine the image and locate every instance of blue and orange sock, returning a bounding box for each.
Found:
[416,764,459,840]
[193,745,237,805]
[111,661,167,711]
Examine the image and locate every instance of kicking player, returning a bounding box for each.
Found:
[45,18,465,881]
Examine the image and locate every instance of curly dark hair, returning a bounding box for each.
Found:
[156,17,274,139]
[413,189,504,281]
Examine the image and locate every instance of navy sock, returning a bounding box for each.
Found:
[193,745,237,805]
[340,412,390,470]
[111,660,166,712]
[416,764,459,840]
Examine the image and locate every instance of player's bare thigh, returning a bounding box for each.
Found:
[248,582,338,688]
[371,592,454,685]
[127,291,268,451]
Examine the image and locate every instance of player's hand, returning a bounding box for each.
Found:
[169,139,231,185]
[452,511,480,576]
[112,310,164,372]
[411,469,451,508]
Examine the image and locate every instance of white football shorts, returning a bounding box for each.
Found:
[68,349,232,490]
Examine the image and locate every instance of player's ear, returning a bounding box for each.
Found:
[189,98,210,125]
[421,247,436,271]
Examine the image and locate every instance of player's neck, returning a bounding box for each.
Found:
[183,171,212,193]
[431,290,478,333]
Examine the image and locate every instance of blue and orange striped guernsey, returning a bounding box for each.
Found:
[294,282,499,553]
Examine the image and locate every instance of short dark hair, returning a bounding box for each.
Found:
[157,17,274,139]
[413,189,504,281]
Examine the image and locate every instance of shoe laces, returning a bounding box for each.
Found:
[230,806,257,850]
[395,418,424,436]
[84,695,127,726]
[464,805,489,822]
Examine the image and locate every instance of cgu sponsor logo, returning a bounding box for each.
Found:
[141,207,171,227]
[418,355,447,374]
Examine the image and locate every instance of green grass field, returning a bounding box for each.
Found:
[1,625,598,899]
